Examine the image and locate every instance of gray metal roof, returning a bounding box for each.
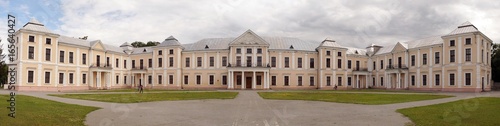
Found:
[20,19,56,34]
[345,47,367,56]
[446,21,479,36]
[182,37,320,51]
[58,36,91,47]
[131,47,153,54]
[158,36,182,47]
[404,36,443,49]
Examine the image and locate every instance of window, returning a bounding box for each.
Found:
[209,75,214,85]
[246,56,252,67]
[465,48,471,62]
[388,59,392,66]
[297,58,302,68]
[45,72,50,83]
[435,74,440,86]
[158,75,162,84]
[465,73,471,85]
[222,75,227,85]
[373,77,375,86]
[184,75,189,85]
[46,38,51,44]
[124,60,127,68]
[326,76,331,86]
[82,54,86,65]
[422,54,427,65]
[158,50,163,55]
[284,57,289,68]
[247,48,252,54]
[196,75,201,85]
[67,73,73,84]
[422,75,427,86]
[169,49,174,54]
[124,76,127,84]
[347,77,352,86]
[132,60,136,68]
[450,50,455,63]
[380,60,384,69]
[257,56,262,66]
[169,57,173,67]
[116,59,119,68]
[326,58,331,68]
[67,52,73,63]
[257,48,262,54]
[158,58,163,67]
[380,77,384,86]
[28,46,34,59]
[28,70,34,83]
[148,75,152,84]
[337,52,342,57]
[373,61,376,70]
[237,75,242,85]
[347,60,351,69]
[222,57,227,67]
[310,58,314,68]
[29,35,35,42]
[197,57,202,67]
[482,50,484,63]
[59,73,64,84]
[255,76,262,85]
[236,48,241,54]
[148,59,152,68]
[169,75,173,84]
[82,74,86,84]
[284,76,289,86]
[272,76,276,86]
[185,58,190,67]
[298,76,302,86]
[450,40,455,46]
[337,59,342,68]
[411,75,415,86]
[309,76,314,86]
[210,57,214,67]
[411,55,415,66]
[465,38,471,45]
[45,48,51,61]
[271,57,276,67]
[435,52,440,64]
[338,77,342,86]
[59,51,64,63]
[116,75,119,84]
[107,57,110,66]
[450,74,455,85]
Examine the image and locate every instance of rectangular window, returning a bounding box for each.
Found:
[272,76,276,86]
[45,72,50,83]
[310,58,314,68]
[46,38,51,44]
[347,77,352,86]
[326,51,331,56]
[450,40,455,46]
[124,76,127,84]
[284,76,289,86]
[309,76,314,86]
[185,58,190,67]
[422,75,427,86]
[107,57,110,66]
[222,57,227,67]
[246,56,252,67]
[59,73,64,84]
[326,76,331,86]
[380,60,384,69]
[169,49,174,54]
[257,56,262,66]
[45,48,51,61]
[247,48,252,54]
[450,50,455,62]
[236,56,242,66]
[197,57,202,67]
[237,75,242,85]
[465,73,471,85]
[271,57,276,67]
[236,48,241,54]
[68,52,73,63]
[284,57,289,68]
[373,61,376,70]
[450,74,455,86]
[209,75,214,85]
[82,54,86,65]
[465,48,471,62]
[148,59,152,68]
[124,60,127,68]
[69,73,73,84]
[411,75,415,86]
[97,56,101,66]
[465,38,471,45]
[169,75,173,84]
[29,35,35,42]
[411,55,415,66]
[116,75,119,84]
[435,74,440,86]
[338,77,342,86]
[347,60,351,69]
[210,57,215,67]
[337,52,342,57]
[184,75,189,85]
[222,75,227,85]
[132,60,136,68]
[297,58,302,68]
[169,57,173,67]
[381,77,384,86]
[158,58,163,67]
[148,75,152,84]
[28,46,34,59]
[326,58,331,68]
[435,52,440,64]
[196,75,201,85]
[257,48,262,54]
[338,59,342,68]
[158,75,162,84]
[298,76,302,86]
[158,50,163,55]
[28,70,34,83]
[82,74,86,84]
[59,51,64,63]
[257,76,262,85]
[422,54,427,65]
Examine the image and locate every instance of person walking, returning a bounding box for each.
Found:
[138,84,144,93]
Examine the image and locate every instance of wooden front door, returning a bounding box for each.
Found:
[246,77,252,89]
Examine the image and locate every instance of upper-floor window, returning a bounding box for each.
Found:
[236,48,241,54]
[28,46,35,59]
[210,57,215,67]
[257,48,262,54]
[450,40,455,46]
[271,57,276,67]
[465,38,471,45]
[310,58,314,68]
[132,60,136,68]
[169,49,174,55]
[435,52,440,64]
[45,48,51,61]
[69,52,74,63]
[82,54,87,65]
[140,59,144,69]
[197,57,202,67]
[337,52,342,57]
[257,56,262,66]
[124,60,127,68]
[380,60,384,69]
[450,50,455,63]
[59,51,64,63]
[158,50,163,55]
[158,58,163,67]
[284,57,289,68]
[337,59,342,68]
[185,58,190,67]
[107,57,110,66]
[326,58,331,68]
[169,57,174,67]
[29,35,35,42]
[247,48,252,54]
[422,54,427,65]
[222,57,227,67]
[465,48,471,62]
[246,56,252,67]
[46,38,51,45]
[236,56,242,66]
[97,55,101,66]
[297,57,302,68]
[347,60,351,69]
[148,58,152,68]
[326,51,331,56]
[411,55,415,66]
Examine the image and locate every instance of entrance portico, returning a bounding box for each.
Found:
[227,68,270,90]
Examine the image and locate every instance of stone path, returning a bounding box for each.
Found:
[1,90,498,126]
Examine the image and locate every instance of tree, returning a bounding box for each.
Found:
[0,43,7,86]
[491,43,500,82]
[130,41,160,48]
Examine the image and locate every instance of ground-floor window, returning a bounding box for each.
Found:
[196,75,201,85]
[326,76,331,86]
[124,76,127,84]
[284,76,289,86]
[372,77,375,86]
[435,74,440,86]
[297,76,302,86]
[169,75,173,84]
[338,77,342,86]
[422,75,427,86]
[69,73,74,84]
[28,70,34,83]
[380,77,384,86]
[271,76,276,86]
[256,76,261,85]
[449,73,455,85]
[148,75,152,84]
[309,76,314,86]
[45,72,50,84]
[82,74,86,84]
[237,75,242,85]
[116,75,119,84]
[59,73,64,84]
[209,75,214,85]
[465,73,471,86]
[184,75,188,85]
[411,75,415,86]
[347,77,351,86]
[222,75,227,85]
[158,75,162,84]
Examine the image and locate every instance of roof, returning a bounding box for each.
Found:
[405,36,443,49]
[182,37,320,51]
[58,36,91,47]
[158,36,182,47]
[345,47,367,55]
[20,18,56,34]
[318,38,344,48]
[446,21,479,36]
[131,47,153,54]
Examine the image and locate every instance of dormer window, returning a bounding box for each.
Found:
[143,49,147,52]
[205,45,209,49]
[289,45,294,49]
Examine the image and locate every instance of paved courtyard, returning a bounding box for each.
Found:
[2,90,499,126]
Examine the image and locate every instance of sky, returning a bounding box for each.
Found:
[0,0,499,54]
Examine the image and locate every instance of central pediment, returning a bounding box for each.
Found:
[229,29,269,46]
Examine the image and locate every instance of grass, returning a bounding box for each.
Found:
[0,95,99,126]
[50,91,238,103]
[258,92,452,105]
[397,97,500,126]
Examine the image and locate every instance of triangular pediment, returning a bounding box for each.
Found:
[392,42,407,53]
[229,30,269,46]
[91,40,106,50]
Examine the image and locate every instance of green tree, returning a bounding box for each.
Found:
[130,41,160,48]
[0,43,7,86]
[491,43,500,82]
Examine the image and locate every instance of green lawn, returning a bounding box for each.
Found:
[258,92,452,105]
[0,95,99,126]
[50,91,238,103]
[397,97,500,126]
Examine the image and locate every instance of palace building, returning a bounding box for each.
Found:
[8,19,493,92]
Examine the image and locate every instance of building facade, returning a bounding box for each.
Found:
[8,19,493,92]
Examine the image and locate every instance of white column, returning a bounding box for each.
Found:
[241,72,245,89]
[264,71,268,89]
[252,71,256,89]
[356,74,359,88]
[365,75,368,88]
[397,73,400,89]
[97,72,101,89]
[227,71,232,89]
